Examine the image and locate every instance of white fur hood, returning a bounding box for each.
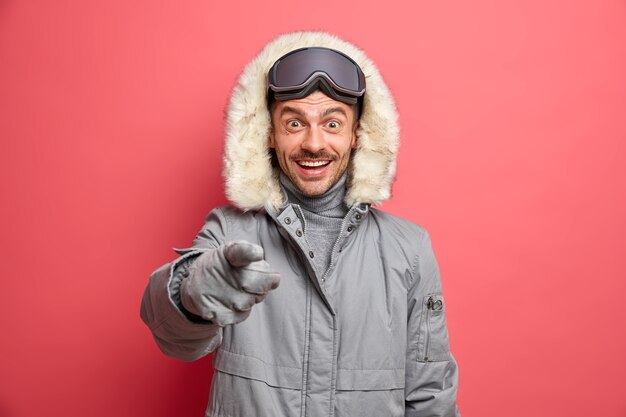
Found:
[223,32,399,211]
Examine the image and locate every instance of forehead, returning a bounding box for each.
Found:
[271,90,355,119]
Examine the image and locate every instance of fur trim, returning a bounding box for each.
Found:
[224,32,399,210]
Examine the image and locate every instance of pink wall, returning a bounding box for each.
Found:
[1,1,625,416]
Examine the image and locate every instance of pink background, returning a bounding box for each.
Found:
[1,1,625,416]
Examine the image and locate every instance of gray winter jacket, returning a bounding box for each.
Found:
[140,31,460,416]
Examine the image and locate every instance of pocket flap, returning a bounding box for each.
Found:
[213,349,303,390]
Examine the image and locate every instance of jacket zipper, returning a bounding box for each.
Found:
[321,206,357,283]
[424,296,434,361]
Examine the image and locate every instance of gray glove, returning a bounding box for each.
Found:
[180,241,280,326]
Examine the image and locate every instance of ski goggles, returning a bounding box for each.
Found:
[267,47,366,106]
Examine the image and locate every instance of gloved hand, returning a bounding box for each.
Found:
[180,241,280,326]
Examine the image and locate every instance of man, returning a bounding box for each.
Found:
[141,32,460,417]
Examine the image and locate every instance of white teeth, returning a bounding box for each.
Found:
[298,160,330,167]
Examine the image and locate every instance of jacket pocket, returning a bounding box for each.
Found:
[417,294,452,362]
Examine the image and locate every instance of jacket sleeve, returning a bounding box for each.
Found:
[405,231,461,417]
[139,208,229,362]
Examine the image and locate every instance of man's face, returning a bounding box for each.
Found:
[269,90,358,197]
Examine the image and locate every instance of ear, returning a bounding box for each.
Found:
[268,105,277,148]
[269,127,276,148]
[351,120,359,149]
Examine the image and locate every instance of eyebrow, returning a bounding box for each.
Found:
[279,106,305,118]
[322,107,348,119]
[279,106,348,119]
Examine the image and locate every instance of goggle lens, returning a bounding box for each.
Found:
[268,47,365,98]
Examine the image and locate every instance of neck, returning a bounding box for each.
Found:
[280,172,348,217]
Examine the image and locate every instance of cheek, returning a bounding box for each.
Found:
[274,142,293,160]
[339,135,356,154]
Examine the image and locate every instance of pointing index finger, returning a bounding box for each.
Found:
[223,241,264,267]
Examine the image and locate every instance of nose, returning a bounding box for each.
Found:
[301,126,326,154]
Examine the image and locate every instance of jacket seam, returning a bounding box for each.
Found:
[329,315,338,417]
[216,207,230,240]
[335,367,405,371]
[409,244,421,288]
[300,279,312,417]
[219,349,303,370]
[407,234,425,363]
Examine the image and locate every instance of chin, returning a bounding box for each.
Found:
[302,184,333,197]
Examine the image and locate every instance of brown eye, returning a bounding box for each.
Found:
[288,120,301,128]
[327,121,339,128]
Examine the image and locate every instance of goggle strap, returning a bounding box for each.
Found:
[272,77,359,105]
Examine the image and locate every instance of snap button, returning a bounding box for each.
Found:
[347,226,354,232]
[182,269,190,277]
[355,214,362,220]
[284,217,291,224]
[434,300,443,310]
[296,229,302,237]
[308,251,314,258]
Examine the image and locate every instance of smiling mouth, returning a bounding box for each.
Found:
[297,160,331,168]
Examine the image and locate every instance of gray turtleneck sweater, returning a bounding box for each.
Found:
[280,172,349,277]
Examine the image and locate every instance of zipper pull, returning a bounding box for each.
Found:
[426,296,443,311]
